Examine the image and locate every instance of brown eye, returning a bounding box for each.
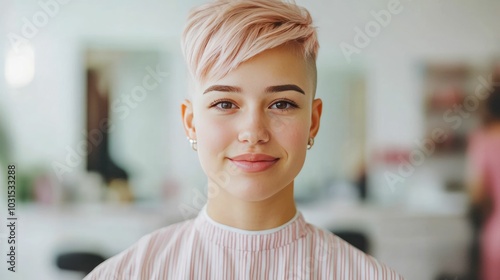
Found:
[270,100,298,111]
[218,102,234,110]
[274,102,288,110]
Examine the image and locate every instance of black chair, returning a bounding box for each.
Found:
[331,230,370,254]
[55,252,106,275]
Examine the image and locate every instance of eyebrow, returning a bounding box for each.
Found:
[203,84,305,95]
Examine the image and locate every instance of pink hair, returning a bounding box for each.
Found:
[181,0,319,84]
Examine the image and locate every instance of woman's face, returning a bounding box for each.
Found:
[182,45,322,202]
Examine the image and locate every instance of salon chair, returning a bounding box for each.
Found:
[330,230,370,254]
[55,252,106,275]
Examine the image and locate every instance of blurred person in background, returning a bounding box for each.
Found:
[466,85,500,280]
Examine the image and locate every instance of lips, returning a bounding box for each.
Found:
[228,153,279,172]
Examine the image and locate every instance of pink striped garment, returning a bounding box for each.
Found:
[84,205,405,279]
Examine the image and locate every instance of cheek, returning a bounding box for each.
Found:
[195,116,231,175]
[271,117,310,151]
[196,115,232,153]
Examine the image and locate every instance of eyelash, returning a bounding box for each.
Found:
[209,98,299,112]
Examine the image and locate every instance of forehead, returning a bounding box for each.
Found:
[196,45,315,95]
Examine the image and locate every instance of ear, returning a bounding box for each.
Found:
[181,99,196,139]
[310,98,322,138]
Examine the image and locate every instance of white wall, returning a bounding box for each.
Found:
[298,0,500,201]
[0,0,191,198]
[1,0,500,203]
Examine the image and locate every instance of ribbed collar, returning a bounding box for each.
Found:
[194,204,309,251]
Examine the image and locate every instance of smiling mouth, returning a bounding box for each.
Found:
[228,158,279,173]
[227,152,280,172]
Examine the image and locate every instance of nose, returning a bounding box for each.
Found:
[237,109,270,146]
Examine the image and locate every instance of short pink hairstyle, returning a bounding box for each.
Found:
[181,0,319,85]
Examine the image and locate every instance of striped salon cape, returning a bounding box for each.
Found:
[84,205,405,279]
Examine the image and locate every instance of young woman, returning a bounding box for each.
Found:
[85,0,404,278]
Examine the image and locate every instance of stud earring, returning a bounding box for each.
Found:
[187,137,197,151]
[307,137,314,150]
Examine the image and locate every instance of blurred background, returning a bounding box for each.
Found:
[1,0,500,279]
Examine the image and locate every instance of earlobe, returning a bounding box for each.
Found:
[310,98,322,138]
[181,99,196,139]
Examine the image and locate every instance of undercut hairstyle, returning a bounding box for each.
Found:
[181,0,319,92]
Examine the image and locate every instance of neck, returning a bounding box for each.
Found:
[206,182,297,231]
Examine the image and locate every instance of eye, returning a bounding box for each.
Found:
[270,100,299,111]
[217,102,234,110]
[210,99,237,111]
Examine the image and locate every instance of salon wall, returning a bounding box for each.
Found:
[0,0,188,200]
[1,0,500,202]
[301,0,500,202]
